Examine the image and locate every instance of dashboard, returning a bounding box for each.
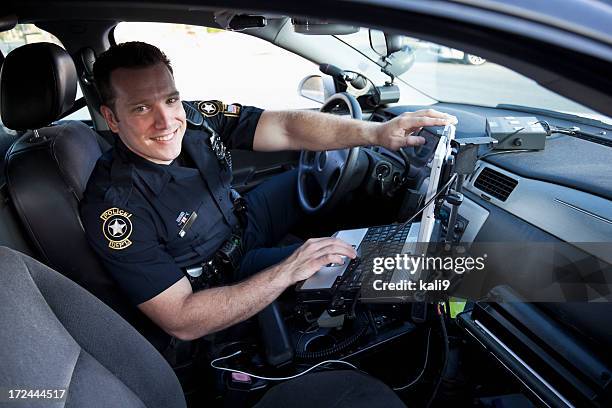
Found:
[372,102,612,264]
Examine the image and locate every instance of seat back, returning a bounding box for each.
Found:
[0,42,168,350]
[0,246,186,408]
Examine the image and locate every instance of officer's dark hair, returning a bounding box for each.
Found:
[94,41,173,112]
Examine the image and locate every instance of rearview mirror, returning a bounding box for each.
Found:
[368,29,405,57]
[369,29,415,77]
[383,46,416,77]
[298,75,335,104]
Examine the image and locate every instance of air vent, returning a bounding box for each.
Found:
[474,167,518,201]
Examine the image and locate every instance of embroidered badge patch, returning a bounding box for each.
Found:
[223,103,241,117]
[100,207,133,250]
[197,100,222,117]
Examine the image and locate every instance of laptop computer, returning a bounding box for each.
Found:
[298,124,456,291]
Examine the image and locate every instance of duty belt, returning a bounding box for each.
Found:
[184,233,243,291]
[184,189,248,291]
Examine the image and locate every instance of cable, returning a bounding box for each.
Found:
[334,173,457,290]
[425,305,450,408]
[296,324,368,361]
[481,118,548,158]
[344,69,382,106]
[495,126,525,145]
[326,172,458,318]
[296,321,320,353]
[377,172,458,247]
[398,148,412,181]
[393,328,432,391]
[210,350,358,381]
[402,173,456,228]
[479,149,532,159]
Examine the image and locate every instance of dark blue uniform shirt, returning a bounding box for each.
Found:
[81,100,263,305]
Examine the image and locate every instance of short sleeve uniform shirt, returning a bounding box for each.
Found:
[80,100,263,305]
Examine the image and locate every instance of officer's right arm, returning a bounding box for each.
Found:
[82,202,356,340]
[138,237,356,340]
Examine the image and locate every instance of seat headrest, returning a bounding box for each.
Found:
[0,42,77,131]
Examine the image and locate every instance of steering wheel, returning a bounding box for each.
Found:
[298,92,363,214]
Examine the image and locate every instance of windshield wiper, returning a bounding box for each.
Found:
[496,104,612,131]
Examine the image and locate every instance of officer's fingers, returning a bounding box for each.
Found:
[385,134,426,150]
[314,242,357,260]
[308,239,356,257]
[304,237,331,244]
[292,253,343,280]
[399,116,453,129]
[295,237,331,255]
[403,135,427,147]
[309,253,345,270]
[406,109,453,119]
[302,237,348,251]
[406,110,457,125]
[398,134,426,146]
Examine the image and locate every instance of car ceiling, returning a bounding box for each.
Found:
[1,0,611,118]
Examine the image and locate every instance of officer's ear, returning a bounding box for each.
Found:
[100,104,120,133]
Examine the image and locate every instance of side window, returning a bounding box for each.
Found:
[112,22,321,110]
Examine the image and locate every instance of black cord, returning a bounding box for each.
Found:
[295,324,368,361]
[425,306,449,408]
[375,173,457,251]
[343,69,382,107]
[398,148,412,180]
[479,149,532,159]
[393,328,432,391]
[495,126,525,145]
[366,308,378,337]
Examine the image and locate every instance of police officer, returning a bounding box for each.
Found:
[80,42,456,342]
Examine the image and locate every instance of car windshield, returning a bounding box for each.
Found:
[336,29,612,126]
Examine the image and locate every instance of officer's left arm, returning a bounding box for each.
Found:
[252,109,457,152]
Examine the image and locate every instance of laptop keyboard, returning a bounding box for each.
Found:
[336,223,412,291]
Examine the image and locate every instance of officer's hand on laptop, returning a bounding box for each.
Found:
[373,109,458,150]
[276,238,357,285]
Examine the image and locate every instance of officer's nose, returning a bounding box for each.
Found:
[153,106,173,130]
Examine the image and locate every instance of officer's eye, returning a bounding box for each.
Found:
[134,105,149,113]
[167,97,179,104]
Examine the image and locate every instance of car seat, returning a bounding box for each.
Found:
[0,246,407,408]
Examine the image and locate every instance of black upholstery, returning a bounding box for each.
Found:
[0,42,77,130]
[0,42,168,350]
[0,246,407,408]
[3,124,148,322]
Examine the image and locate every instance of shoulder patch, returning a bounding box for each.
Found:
[197,100,222,117]
[100,207,133,250]
[223,103,241,117]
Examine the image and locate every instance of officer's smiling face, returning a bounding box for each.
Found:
[100,62,187,165]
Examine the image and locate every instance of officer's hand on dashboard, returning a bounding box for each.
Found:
[374,109,458,150]
[276,238,357,285]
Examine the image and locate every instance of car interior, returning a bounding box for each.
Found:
[1,1,611,407]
